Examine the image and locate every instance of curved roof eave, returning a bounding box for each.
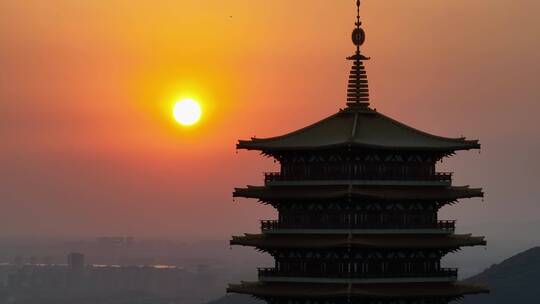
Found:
[237,141,481,152]
[236,107,481,153]
[233,185,484,201]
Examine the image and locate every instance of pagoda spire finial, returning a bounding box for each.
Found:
[346,0,370,107]
[355,0,361,54]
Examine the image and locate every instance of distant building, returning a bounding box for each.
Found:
[67,252,85,271]
[12,255,23,266]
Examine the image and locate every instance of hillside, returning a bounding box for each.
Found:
[206,294,261,304]
[461,246,540,303]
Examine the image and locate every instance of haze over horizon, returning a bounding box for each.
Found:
[1,0,539,240]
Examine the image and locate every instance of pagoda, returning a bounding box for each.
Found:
[228,1,488,303]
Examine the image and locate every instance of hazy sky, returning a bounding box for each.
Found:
[1,0,539,240]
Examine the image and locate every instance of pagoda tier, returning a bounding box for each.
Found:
[234,185,483,202]
[235,186,482,233]
[228,282,488,303]
[239,128,478,185]
[232,235,484,285]
[232,234,484,282]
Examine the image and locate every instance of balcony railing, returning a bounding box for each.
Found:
[434,172,453,181]
[260,220,456,231]
[264,172,281,182]
[264,171,453,183]
[258,267,458,279]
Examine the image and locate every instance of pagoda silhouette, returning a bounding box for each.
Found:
[228,1,488,303]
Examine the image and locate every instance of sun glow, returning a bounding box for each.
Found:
[173,98,202,126]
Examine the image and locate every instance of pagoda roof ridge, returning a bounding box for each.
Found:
[237,106,480,152]
[367,109,478,146]
[238,110,346,146]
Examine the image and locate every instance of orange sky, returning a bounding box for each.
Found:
[1,0,539,239]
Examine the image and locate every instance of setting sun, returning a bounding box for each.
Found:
[173,98,202,126]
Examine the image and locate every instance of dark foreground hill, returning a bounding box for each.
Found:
[461,246,540,303]
[208,247,540,304]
